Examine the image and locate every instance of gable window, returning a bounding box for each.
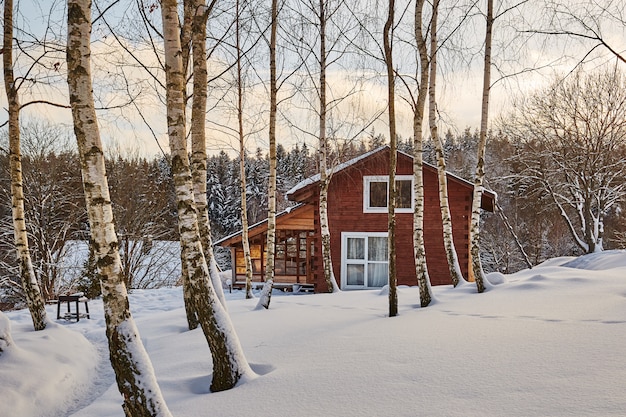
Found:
[363,175,413,213]
[341,232,388,289]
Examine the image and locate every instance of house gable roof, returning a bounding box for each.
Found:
[286,145,496,211]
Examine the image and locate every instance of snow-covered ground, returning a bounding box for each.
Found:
[2,250,626,417]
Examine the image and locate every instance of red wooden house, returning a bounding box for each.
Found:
[217,146,496,292]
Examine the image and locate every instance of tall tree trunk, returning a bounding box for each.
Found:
[413,0,433,307]
[190,0,227,307]
[178,0,198,331]
[66,1,172,415]
[384,0,398,317]
[236,0,255,299]
[3,0,47,331]
[161,0,253,391]
[257,0,279,309]
[428,0,465,287]
[471,0,494,293]
[318,0,338,293]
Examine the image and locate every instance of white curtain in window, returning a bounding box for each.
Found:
[347,264,365,285]
[347,237,365,259]
[368,237,387,261]
[342,234,389,288]
[368,263,388,287]
[368,237,388,287]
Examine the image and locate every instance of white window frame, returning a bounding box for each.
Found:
[363,175,414,213]
[340,232,389,289]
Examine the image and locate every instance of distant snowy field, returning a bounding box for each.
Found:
[2,250,626,417]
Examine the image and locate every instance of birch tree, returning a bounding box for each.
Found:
[189,0,227,307]
[288,0,344,293]
[161,0,253,391]
[257,0,279,309]
[470,0,493,293]
[235,0,255,299]
[383,0,398,317]
[66,1,172,414]
[428,0,466,287]
[285,0,371,293]
[234,2,254,295]
[410,0,433,306]
[3,0,48,331]
[94,0,228,311]
[316,0,340,293]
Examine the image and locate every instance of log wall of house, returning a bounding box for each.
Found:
[316,149,472,289]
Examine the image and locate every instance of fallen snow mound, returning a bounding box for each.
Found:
[561,249,626,271]
[0,321,98,417]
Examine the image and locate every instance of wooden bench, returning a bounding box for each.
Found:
[56,294,90,322]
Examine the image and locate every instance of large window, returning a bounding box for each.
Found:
[341,232,388,289]
[234,231,312,280]
[235,244,263,275]
[363,175,413,213]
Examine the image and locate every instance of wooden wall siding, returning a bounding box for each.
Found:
[317,149,473,289]
[277,204,315,230]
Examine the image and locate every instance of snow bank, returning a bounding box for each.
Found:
[4,250,626,417]
[561,249,626,270]
[0,320,98,417]
[0,312,14,353]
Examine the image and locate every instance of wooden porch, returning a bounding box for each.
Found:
[217,204,318,292]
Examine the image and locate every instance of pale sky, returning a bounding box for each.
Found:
[3,0,624,158]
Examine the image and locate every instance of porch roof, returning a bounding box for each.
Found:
[215,203,315,247]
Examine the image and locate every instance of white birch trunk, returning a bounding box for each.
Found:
[384,0,398,317]
[236,0,255,299]
[190,0,227,307]
[319,179,338,292]
[257,0,279,309]
[179,0,199,330]
[428,0,466,287]
[3,0,48,331]
[470,0,494,293]
[318,0,339,293]
[239,148,255,300]
[413,0,433,307]
[67,1,172,415]
[161,0,253,391]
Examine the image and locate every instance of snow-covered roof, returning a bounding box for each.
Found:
[286,146,385,197]
[286,145,496,202]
